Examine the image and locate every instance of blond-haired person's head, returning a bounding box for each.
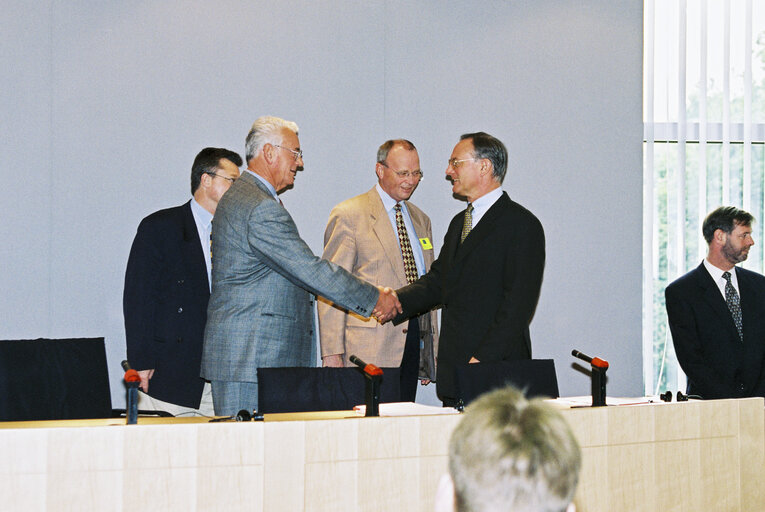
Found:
[435,386,581,512]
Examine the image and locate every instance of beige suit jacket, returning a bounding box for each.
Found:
[318,187,439,379]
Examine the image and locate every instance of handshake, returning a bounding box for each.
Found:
[372,286,402,323]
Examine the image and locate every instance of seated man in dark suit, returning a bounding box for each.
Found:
[124,147,242,416]
[666,206,765,399]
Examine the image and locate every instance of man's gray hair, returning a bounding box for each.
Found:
[449,386,581,512]
[245,116,300,162]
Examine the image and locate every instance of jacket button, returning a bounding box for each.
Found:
[177,307,183,313]
[402,329,408,333]
[178,280,184,285]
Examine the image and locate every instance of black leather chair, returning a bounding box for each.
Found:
[257,366,401,413]
[0,337,112,421]
[454,359,559,408]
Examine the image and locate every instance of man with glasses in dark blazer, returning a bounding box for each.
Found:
[124,147,242,416]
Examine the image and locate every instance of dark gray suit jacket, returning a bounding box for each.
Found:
[201,172,379,382]
[666,262,765,399]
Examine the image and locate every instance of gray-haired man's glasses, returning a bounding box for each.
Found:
[274,144,303,161]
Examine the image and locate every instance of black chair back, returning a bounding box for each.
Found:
[257,366,401,413]
[454,359,559,407]
[0,337,112,421]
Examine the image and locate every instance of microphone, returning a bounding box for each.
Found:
[349,355,383,417]
[121,359,140,384]
[572,349,609,407]
[122,359,140,424]
[349,355,383,377]
[571,350,609,369]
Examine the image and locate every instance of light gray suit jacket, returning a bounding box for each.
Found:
[201,172,379,382]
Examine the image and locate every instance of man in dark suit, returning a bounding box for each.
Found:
[124,147,242,416]
[394,132,546,405]
[665,206,765,399]
[201,116,401,416]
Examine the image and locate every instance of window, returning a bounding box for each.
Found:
[643,0,765,395]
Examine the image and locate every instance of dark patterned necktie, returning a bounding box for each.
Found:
[461,203,474,243]
[722,271,743,342]
[394,204,418,284]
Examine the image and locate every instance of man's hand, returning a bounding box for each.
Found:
[468,357,480,364]
[372,286,403,323]
[137,369,155,393]
[322,354,345,368]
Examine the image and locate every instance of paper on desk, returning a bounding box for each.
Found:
[548,396,656,408]
[353,402,461,416]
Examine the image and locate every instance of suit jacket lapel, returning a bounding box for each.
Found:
[367,189,407,284]
[453,192,509,265]
[406,200,433,267]
[736,268,761,348]
[697,263,739,340]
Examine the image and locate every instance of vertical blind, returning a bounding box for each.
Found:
[643,0,765,395]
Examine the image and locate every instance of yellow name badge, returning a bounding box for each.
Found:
[419,237,433,250]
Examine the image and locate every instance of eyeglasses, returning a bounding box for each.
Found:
[448,158,477,169]
[380,162,424,180]
[206,172,236,183]
[273,144,303,161]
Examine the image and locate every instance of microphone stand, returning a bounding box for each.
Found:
[122,360,140,424]
[349,355,383,417]
[572,350,609,407]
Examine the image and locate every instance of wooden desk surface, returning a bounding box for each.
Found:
[0,398,762,511]
[0,410,361,429]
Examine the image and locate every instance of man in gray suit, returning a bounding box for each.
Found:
[201,116,401,415]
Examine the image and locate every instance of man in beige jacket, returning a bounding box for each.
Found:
[318,139,438,401]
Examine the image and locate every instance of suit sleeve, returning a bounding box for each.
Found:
[123,220,161,371]
[317,206,357,358]
[473,214,545,361]
[247,200,379,317]
[665,284,738,398]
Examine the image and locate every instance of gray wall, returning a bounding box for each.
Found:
[0,1,643,408]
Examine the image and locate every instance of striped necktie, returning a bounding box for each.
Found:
[722,271,743,342]
[460,203,474,243]
[394,204,418,284]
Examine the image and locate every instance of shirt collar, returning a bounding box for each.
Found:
[190,197,213,227]
[246,169,279,200]
[471,186,503,209]
[375,183,401,212]
[704,258,738,285]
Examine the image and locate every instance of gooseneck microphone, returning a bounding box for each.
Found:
[349,355,383,377]
[571,349,609,407]
[571,350,609,369]
[349,355,383,416]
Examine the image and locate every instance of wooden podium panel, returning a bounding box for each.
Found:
[0,398,762,511]
[567,398,765,511]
